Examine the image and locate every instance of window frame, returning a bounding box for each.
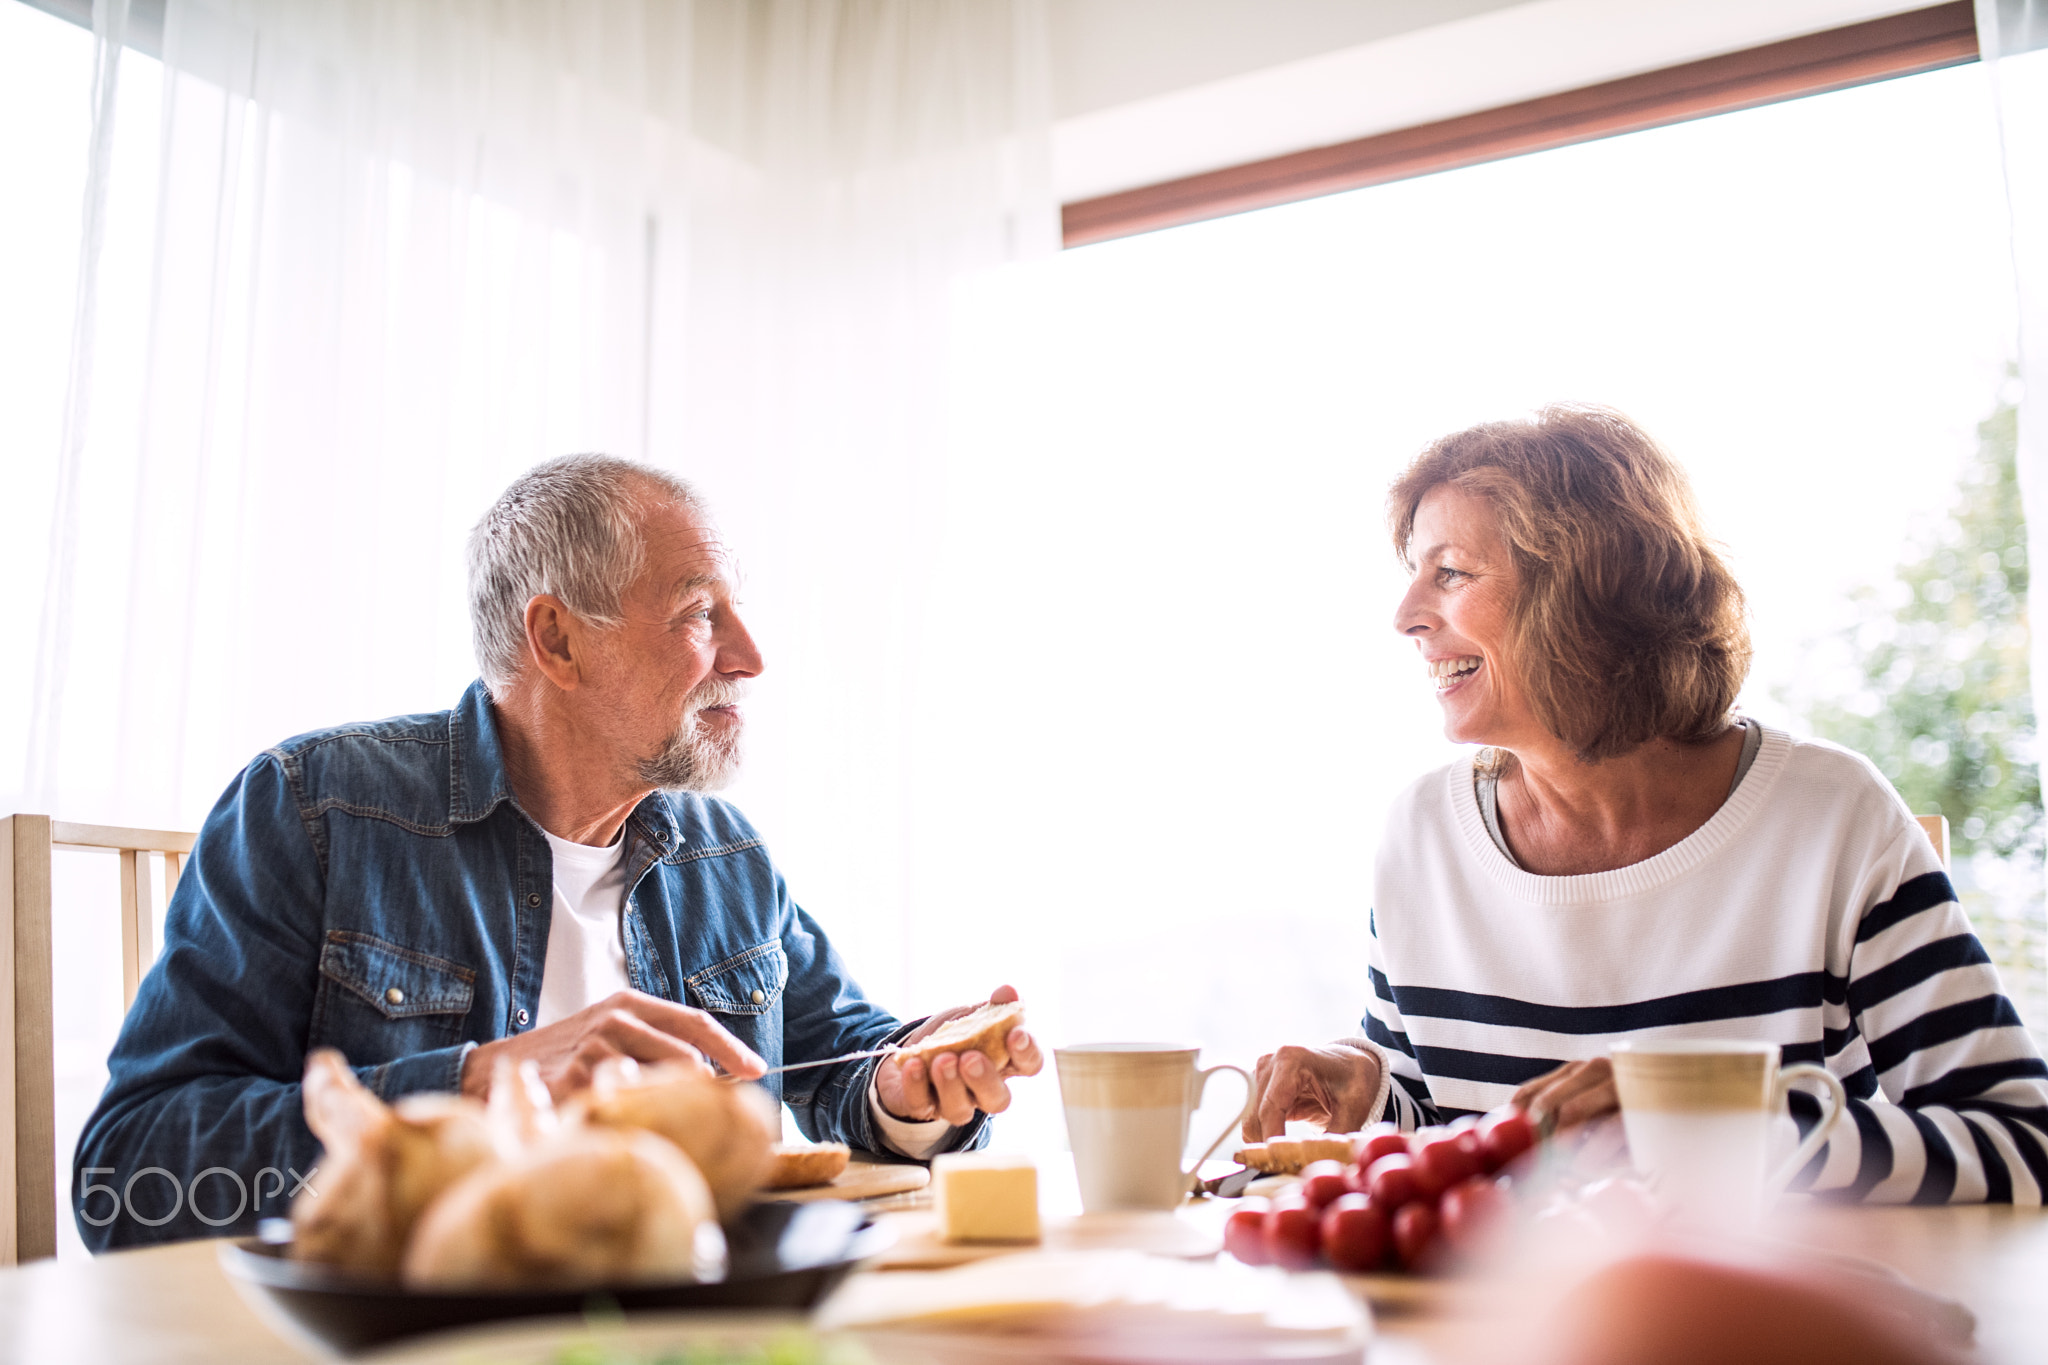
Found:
[1062,1,1979,249]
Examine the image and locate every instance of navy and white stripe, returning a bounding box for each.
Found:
[1364,726,2048,1204]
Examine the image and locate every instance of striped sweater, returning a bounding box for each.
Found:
[1363,724,2048,1204]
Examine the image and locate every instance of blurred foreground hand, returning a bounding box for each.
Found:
[1537,1253,1970,1365]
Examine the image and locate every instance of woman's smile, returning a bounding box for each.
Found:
[1428,655,1482,694]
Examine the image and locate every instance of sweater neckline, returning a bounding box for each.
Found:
[1448,723,1792,904]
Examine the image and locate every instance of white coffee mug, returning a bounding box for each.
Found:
[1055,1043,1253,1213]
[1610,1038,1848,1229]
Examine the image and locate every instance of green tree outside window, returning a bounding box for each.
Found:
[1783,377,2045,1041]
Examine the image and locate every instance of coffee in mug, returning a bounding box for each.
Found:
[1055,1043,1252,1213]
[1610,1038,1847,1230]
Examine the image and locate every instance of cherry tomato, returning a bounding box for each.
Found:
[1392,1200,1442,1271]
[1353,1131,1409,1175]
[1408,1125,1452,1153]
[1320,1193,1389,1273]
[1365,1153,1423,1210]
[1438,1176,1508,1252]
[1300,1160,1351,1210]
[1350,1123,1401,1151]
[1224,1203,1272,1265]
[1414,1135,1481,1192]
[1265,1202,1323,1270]
[1478,1109,1536,1173]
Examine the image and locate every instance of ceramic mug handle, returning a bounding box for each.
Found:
[1768,1062,1849,1193]
[1182,1064,1255,1192]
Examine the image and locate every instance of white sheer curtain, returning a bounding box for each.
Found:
[13,0,1050,1258]
[1977,2,2048,796]
[649,2,1055,1012]
[18,0,1050,929]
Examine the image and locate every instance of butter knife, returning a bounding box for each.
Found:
[749,1045,903,1078]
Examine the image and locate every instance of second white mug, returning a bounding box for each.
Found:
[1610,1038,1848,1230]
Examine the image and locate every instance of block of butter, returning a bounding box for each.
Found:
[932,1152,1041,1244]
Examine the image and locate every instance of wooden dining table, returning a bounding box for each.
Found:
[4,1165,2044,1364]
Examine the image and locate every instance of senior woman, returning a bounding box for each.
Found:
[1249,406,2048,1203]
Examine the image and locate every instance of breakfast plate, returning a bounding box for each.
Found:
[222,1199,891,1354]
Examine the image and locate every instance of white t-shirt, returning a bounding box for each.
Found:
[530,824,952,1157]
[534,828,634,1028]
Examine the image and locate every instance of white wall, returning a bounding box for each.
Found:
[1052,0,1942,201]
[1046,0,1525,117]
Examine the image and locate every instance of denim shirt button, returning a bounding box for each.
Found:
[527,893,542,907]
[750,989,766,1005]
[384,987,405,1006]
[515,1008,530,1027]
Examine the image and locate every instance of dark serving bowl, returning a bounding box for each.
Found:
[220,1199,891,1355]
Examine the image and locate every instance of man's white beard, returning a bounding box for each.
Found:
[638,678,748,792]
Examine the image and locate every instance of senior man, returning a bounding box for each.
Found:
[76,455,1039,1250]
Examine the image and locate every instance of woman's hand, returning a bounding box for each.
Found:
[1513,1056,1619,1132]
[1243,1040,1384,1141]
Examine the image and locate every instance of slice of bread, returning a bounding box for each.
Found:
[1299,1136,1355,1165]
[897,999,1025,1070]
[762,1142,851,1190]
[1231,1134,1360,1176]
[1234,1142,1276,1173]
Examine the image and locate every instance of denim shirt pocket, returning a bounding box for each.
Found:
[684,941,789,1018]
[310,930,476,1057]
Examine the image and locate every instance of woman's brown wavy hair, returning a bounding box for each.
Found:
[1388,405,1751,763]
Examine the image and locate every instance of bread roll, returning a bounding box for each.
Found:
[481,1056,559,1156]
[762,1142,851,1190]
[291,1050,494,1277]
[402,1127,725,1290]
[569,1059,776,1219]
[898,999,1025,1071]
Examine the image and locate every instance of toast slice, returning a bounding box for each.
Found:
[1231,1133,1359,1176]
[898,999,1025,1070]
[762,1142,851,1190]
[1234,1142,1276,1173]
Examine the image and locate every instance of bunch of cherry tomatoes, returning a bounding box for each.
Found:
[1223,1107,1538,1274]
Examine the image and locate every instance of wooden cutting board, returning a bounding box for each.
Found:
[874,1209,1224,1269]
[757,1159,931,1204]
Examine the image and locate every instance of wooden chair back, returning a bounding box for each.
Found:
[1,815,193,1264]
[1917,813,1951,869]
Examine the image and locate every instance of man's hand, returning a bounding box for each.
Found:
[1512,1057,1618,1133]
[1244,1040,1384,1141]
[460,989,766,1102]
[874,984,1044,1127]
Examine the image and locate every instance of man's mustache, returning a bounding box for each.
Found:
[683,679,749,715]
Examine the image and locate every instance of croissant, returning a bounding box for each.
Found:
[569,1059,777,1219]
[401,1125,726,1290]
[290,1050,495,1277]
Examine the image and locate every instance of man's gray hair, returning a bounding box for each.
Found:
[467,454,704,691]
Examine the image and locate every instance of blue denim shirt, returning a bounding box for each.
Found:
[75,682,985,1250]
